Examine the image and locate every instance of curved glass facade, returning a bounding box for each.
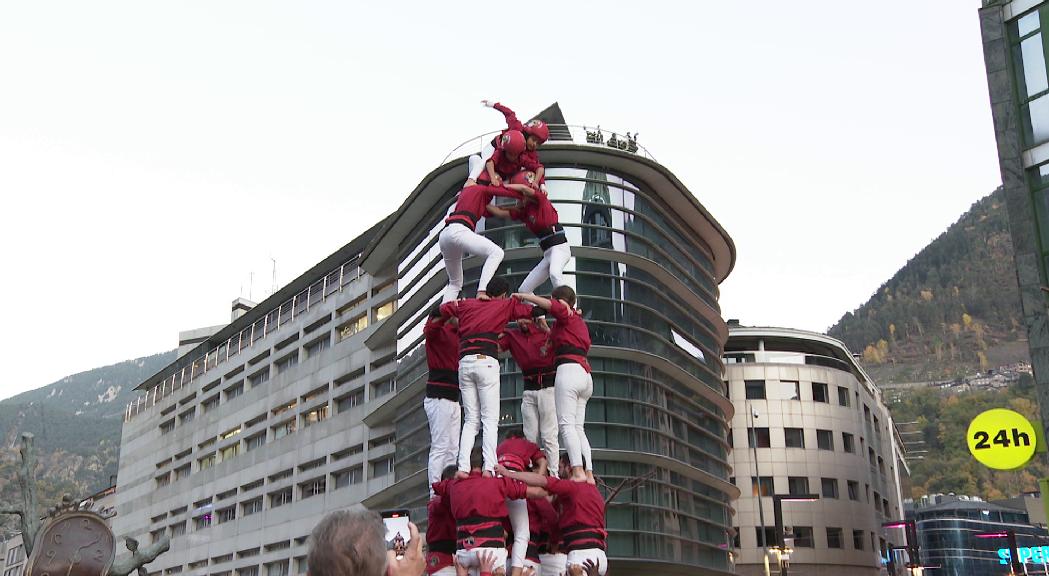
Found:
[390,159,735,573]
[915,507,1049,576]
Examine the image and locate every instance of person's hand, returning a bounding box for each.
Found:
[455,470,470,480]
[568,564,584,576]
[583,558,601,576]
[481,99,495,108]
[522,566,537,576]
[492,174,503,186]
[494,463,511,477]
[386,522,424,576]
[477,549,498,573]
[536,317,550,332]
[453,555,469,576]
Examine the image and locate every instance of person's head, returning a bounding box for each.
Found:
[500,130,526,160]
[502,426,526,441]
[470,447,484,471]
[551,285,577,308]
[511,170,537,189]
[307,509,386,576]
[523,120,549,151]
[428,303,443,319]
[559,453,572,479]
[485,276,510,299]
[441,465,458,481]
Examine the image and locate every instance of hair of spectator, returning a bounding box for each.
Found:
[486,276,510,297]
[470,447,484,469]
[551,285,576,308]
[307,509,387,576]
[441,465,458,481]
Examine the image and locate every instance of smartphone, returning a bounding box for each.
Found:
[381,509,411,559]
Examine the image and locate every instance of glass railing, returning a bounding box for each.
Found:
[438,124,658,166]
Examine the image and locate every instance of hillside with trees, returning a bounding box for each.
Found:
[828,187,1027,383]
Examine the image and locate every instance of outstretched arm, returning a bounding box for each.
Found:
[514,293,552,310]
[486,204,512,219]
[525,486,549,499]
[485,160,502,187]
[495,464,549,488]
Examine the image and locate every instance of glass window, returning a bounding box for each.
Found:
[371,457,394,478]
[853,529,865,550]
[755,527,776,548]
[1020,33,1049,97]
[787,477,809,495]
[848,480,860,501]
[811,382,829,403]
[375,300,397,322]
[784,428,805,448]
[837,386,850,406]
[816,429,834,451]
[269,488,293,508]
[792,526,814,548]
[821,478,839,499]
[300,478,326,499]
[748,428,771,448]
[751,476,774,497]
[744,380,765,399]
[1025,94,1049,144]
[826,527,843,549]
[1020,10,1041,37]
[842,432,855,453]
[772,380,800,401]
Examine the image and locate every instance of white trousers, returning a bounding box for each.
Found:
[455,548,508,576]
[539,553,567,576]
[522,387,559,472]
[424,397,461,492]
[507,497,530,568]
[567,549,607,576]
[430,567,456,576]
[518,243,571,294]
[439,224,504,304]
[458,354,501,472]
[467,140,497,181]
[555,363,593,470]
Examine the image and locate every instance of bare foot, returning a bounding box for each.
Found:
[586,470,596,485]
[464,178,477,187]
[571,467,587,482]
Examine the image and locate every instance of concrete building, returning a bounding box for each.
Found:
[980,0,1049,440]
[115,105,739,575]
[725,325,909,576]
[0,534,25,576]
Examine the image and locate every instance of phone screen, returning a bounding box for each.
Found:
[382,510,411,557]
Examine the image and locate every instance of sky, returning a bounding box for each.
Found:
[0,1,1002,401]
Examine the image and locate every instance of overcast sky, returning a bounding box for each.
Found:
[0,1,1001,401]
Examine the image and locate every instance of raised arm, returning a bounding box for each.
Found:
[485,159,502,187]
[491,102,524,131]
[514,293,552,311]
[495,464,549,487]
[486,204,513,219]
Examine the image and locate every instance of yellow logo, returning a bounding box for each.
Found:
[967,409,1037,470]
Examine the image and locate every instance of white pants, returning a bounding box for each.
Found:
[424,397,461,492]
[455,548,509,576]
[522,387,559,472]
[458,354,501,472]
[555,363,593,470]
[567,549,607,576]
[467,140,497,181]
[430,567,456,576]
[539,553,567,576]
[518,243,571,294]
[440,224,504,304]
[507,498,529,568]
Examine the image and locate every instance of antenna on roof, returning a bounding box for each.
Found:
[271,257,278,295]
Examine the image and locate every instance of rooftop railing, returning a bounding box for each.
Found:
[439,124,657,166]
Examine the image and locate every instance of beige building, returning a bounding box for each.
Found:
[725,325,908,576]
[0,534,25,576]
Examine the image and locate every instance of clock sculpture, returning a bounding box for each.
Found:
[25,511,116,576]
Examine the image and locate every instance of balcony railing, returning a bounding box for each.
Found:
[439,124,658,166]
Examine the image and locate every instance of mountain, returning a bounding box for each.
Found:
[0,351,175,535]
[828,187,1027,384]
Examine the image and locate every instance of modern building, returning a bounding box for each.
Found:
[724,325,909,576]
[114,104,740,575]
[907,493,1049,576]
[980,1,1049,436]
[0,534,25,576]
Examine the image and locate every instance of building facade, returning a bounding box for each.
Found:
[115,106,739,575]
[0,534,25,576]
[908,494,1049,576]
[725,326,909,576]
[980,0,1049,439]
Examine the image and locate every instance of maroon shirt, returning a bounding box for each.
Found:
[434,473,528,550]
[478,147,542,184]
[502,326,554,390]
[426,495,456,573]
[497,436,546,472]
[528,497,559,559]
[440,298,534,359]
[545,478,606,552]
[445,184,523,231]
[508,192,559,236]
[490,102,542,173]
[425,317,459,402]
[547,299,592,372]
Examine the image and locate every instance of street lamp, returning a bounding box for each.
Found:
[883,520,921,574]
[975,530,1022,575]
[772,493,820,576]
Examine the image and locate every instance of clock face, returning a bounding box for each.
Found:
[26,512,116,576]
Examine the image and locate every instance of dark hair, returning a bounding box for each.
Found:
[429,303,443,319]
[551,285,576,308]
[486,276,510,298]
[559,453,571,468]
[441,465,458,481]
[503,426,525,440]
[470,447,484,470]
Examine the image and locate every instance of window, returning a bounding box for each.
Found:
[299,457,326,473]
[179,409,195,424]
[273,419,296,440]
[242,498,263,516]
[816,429,834,451]
[245,433,266,451]
[276,353,299,374]
[878,456,886,476]
[847,480,860,501]
[305,336,331,358]
[224,382,244,400]
[265,562,289,576]
[273,400,297,417]
[303,405,329,427]
[375,300,397,322]
[269,468,293,482]
[333,444,364,461]
[772,380,800,401]
[371,457,394,478]
[300,478,326,499]
[150,529,164,543]
[821,477,839,499]
[270,488,293,508]
[217,506,236,524]
[218,488,237,500]
[241,479,264,492]
[170,522,186,537]
[371,378,395,398]
[156,474,171,488]
[198,453,216,470]
[337,389,365,412]
[842,432,855,453]
[369,435,394,449]
[755,527,776,548]
[853,529,865,550]
[220,443,240,462]
[339,315,368,340]
[811,382,829,403]
[160,420,174,435]
[751,476,774,497]
[744,380,766,399]
[193,513,212,530]
[265,541,291,552]
[236,567,259,576]
[220,427,242,441]
[882,498,891,517]
[787,476,809,495]
[869,447,877,467]
[792,526,814,548]
[784,428,805,448]
[249,368,270,387]
[202,395,219,413]
[747,427,771,448]
[837,385,850,406]
[826,527,843,549]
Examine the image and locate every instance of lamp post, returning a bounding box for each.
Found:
[772,493,820,576]
[748,404,772,576]
[975,530,1022,575]
[883,520,921,575]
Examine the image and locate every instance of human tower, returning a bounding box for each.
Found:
[423,102,607,576]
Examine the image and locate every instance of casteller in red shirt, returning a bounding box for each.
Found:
[444,184,524,232]
[425,494,456,574]
[440,298,534,359]
[424,315,459,402]
[545,477,607,552]
[433,472,529,551]
[547,298,591,372]
[497,433,546,473]
[501,325,554,391]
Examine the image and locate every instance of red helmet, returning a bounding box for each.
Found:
[524,119,549,143]
[500,130,526,156]
[511,170,537,187]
